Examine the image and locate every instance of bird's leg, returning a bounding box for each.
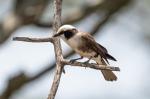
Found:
[83,57,92,69]
[83,57,92,64]
[70,56,83,63]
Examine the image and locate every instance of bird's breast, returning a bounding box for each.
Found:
[67,35,82,49]
[62,33,103,64]
[64,36,96,58]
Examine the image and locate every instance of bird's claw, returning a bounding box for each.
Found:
[83,61,90,69]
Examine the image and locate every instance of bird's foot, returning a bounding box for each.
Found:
[83,58,91,69]
[69,56,83,63]
[83,61,90,69]
[83,60,90,65]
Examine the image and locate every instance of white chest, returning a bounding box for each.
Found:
[66,35,82,49]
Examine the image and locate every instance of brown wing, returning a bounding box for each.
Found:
[81,33,109,63]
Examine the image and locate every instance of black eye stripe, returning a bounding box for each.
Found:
[64,30,74,40]
[59,31,64,35]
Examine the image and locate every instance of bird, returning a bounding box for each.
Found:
[53,24,117,81]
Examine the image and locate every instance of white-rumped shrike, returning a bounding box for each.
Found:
[53,25,117,81]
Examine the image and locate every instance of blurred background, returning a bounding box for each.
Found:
[0,0,150,99]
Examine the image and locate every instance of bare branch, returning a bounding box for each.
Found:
[47,0,63,99]
[13,37,54,43]
[62,60,120,71]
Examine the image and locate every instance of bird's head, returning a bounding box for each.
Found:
[53,25,78,39]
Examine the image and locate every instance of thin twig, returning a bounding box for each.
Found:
[13,37,54,43]
[62,60,120,71]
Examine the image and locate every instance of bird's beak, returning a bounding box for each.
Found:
[53,29,64,37]
[53,33,61,37]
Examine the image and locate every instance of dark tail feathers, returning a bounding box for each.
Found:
[106,53,117,61]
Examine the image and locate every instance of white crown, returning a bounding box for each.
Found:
[57,25,76,33]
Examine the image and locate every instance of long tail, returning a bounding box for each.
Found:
[94,56,117,81]
[101,70,117,81]
[101,59,117,81]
